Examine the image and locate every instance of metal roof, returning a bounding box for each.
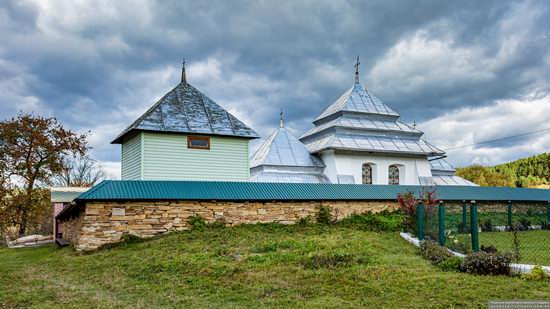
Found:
[250,126,324,168]
[302,133,444,155]
[112,81,259,143]
[300,78,445,157]
[75,180,550,202]
[429,158,456,173]
[433,175,478,186]
[314,83,399,123]
[50,187,90,203]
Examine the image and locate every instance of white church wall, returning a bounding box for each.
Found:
[324,152,433,185]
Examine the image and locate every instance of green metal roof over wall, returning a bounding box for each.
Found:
[76,180,550,202]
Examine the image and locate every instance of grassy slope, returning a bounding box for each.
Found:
[1,224,548,308]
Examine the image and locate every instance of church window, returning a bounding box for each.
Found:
[389,165,399,185]
[362,164,373,184]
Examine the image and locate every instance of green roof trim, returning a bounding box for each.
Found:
[75,180,550,202]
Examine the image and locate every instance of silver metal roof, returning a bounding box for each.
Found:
[249,125,328,183]
[250,126,324,168]
[429,158,456,175]
[314,83,399,123]
[433,175,478,186]
[112,81,259,144]
[300,78,445,157]
[302,132,444,155]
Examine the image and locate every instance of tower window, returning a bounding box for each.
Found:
[362,164,373,184]
[389,165,400,185]
[188,136,210,149]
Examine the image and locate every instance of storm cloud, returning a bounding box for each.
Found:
[1,0,549,176]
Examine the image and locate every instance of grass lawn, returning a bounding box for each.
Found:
[1,224,549,308]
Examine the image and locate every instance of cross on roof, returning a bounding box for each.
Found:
[354,55,360,83]
[279,108,284,127]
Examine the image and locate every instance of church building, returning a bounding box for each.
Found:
[114,59,474,186]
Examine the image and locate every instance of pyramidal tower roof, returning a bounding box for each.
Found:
[250,126,324,169]
[250,114,329,183]
[112,62,259,144]
[300,58,444,156]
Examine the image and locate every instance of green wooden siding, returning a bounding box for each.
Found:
[141,132,250,181]
[121,133,142,180]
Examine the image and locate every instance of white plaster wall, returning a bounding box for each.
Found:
[320,151,338,183]
[322,152,432,185]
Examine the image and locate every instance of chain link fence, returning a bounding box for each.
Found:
[412,200,550,267]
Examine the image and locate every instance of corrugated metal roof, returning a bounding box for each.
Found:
[250,171,330,183]
[433,175,478,186]
[76,180,550,202]
[112,81,259,143]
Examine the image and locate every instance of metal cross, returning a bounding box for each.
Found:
[354,56,360,73]
[279,108,284,127]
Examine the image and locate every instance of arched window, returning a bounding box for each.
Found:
[362,164,373,184]
[388,165,400,185]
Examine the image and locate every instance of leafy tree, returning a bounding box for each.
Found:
[455,165,513,187]
[0,113,88,236]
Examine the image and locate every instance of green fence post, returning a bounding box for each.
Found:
[508,201,512,230]
[438,201,445,246]
[417,201,424,241]
[547,201,550,225]
[462,201,467,232]
[470,200,479,252]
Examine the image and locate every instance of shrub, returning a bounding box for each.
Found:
[517,219,532,231]
[540,221,550,230]
[297,216,312,226]
[188,215,207,230]
[316,205,333,225]
[419,240,453,265]
[209,219,226,229]
[438,256,463,272]
[462,251,512,276]
[480,220,495,232]
[480,245,498,254]
[456,222,468,234]
[397,189,439,236]
[521,265,550,281]
[338,211,403,232]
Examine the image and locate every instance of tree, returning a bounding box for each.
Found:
[0,113,89,236]
[52,155,108,187]
[455,165,513,187]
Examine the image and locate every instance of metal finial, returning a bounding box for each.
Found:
[412,121,417,129]
[354,55,360,83]
[279,108,284,128]
[181,58,186,83]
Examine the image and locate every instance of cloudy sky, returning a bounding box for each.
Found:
[1,0,549,178]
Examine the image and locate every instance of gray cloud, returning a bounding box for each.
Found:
[0,0,549,177]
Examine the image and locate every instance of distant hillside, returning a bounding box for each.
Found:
[456,153,550,188]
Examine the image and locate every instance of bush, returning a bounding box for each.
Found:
[517,219,532,231]
[480,220,495,232]
[188,215,207,230]
[297,216,312,226]
[419,241,453,265]
[316,205,333,224]
[480,245,498,254]
[462,251,512,276]
[209,219,226,229]
[540,221,550,230]
[438,256,463,272]
[338,211,403,232]
[521,265,550,281]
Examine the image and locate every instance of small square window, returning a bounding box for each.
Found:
[187,136,210,149]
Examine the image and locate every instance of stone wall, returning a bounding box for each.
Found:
[74,200,399,251]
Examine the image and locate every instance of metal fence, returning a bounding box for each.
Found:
[413,200,550,267]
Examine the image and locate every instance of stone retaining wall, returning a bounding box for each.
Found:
[72,200,399,251]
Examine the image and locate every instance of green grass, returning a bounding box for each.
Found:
[1,224,548,308]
